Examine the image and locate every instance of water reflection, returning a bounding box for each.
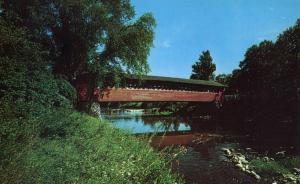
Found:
[102,109,222,135]
[103,109,259,184]
[104,114,191,134]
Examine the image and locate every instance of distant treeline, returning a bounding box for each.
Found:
[221,19,300,120]
[215,20,300,149]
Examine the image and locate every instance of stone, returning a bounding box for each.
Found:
[287,176,297,183]
[275,151,286,156]
[245,170,252,174]
[262,156,270,162]
[238,156,249,164]
[250,171,261,180]
[292,168,300,174]
[235,163,244,170]
[221,148,231,156]
[283,174,297,183]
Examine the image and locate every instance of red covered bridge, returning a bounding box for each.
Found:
[76,75,225,104]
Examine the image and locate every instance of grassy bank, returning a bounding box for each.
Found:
[0,19,183,183]
[249,156,300,183]
[1,109,183,183]
[222,147,300,183]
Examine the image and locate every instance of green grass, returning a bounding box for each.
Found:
[249,156,300,182]
[250,159,291,176]
[1,109,183,184]
[277,157,300,169]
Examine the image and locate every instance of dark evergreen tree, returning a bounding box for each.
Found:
[190,50,216,80]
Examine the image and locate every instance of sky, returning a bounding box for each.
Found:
[131,0,300,78]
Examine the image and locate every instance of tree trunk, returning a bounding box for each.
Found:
[89,102,102,120]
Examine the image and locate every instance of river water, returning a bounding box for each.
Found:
[103,109,270,184]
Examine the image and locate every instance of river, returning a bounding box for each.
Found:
[102,109,293,184]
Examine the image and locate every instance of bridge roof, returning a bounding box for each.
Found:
[126,75,226,88]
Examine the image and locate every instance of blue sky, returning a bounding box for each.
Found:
[131,0,300,78]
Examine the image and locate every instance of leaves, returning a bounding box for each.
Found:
[190,50,216,80]
[232,19,300,101]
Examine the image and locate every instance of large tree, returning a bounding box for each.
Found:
[190,50,216,80]
[1,0,156,95]
[236,40,275,96]
[229,19,300,121]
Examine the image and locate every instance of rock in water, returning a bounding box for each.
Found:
[275,151,286,156]
[292,168,300,174]
[250,171,261,180]
[221,148,231,156]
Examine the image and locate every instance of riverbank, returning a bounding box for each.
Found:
[1,109,183,183]
[222,147,300,183]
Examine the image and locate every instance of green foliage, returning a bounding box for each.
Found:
[250,159,291,176]
[277,157,300,169]
[232,20,300,100]
[0,17,63,138]
[190,50,216,80]
[227,19,300,121]
[0,9,180,183]
[55,75,77,103]
[249,156,300,182]
[234,40,276,96]
[0,17,74,182]
[1,110,183,184]
[215,73,232,86]
[2,0,156,88]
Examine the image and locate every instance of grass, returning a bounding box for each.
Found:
[250,159,291,176]
[278,157,300,169]
[1,109,183,184]
[249,156,300,182]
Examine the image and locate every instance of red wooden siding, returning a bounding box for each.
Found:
[98,88,218,102]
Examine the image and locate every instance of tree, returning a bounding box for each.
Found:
[0,16,181,184]
[190,50,216,80]
[236,40,275,96]
[215,73,232,86]
[229,19,300,121]
[2,0,156,109]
